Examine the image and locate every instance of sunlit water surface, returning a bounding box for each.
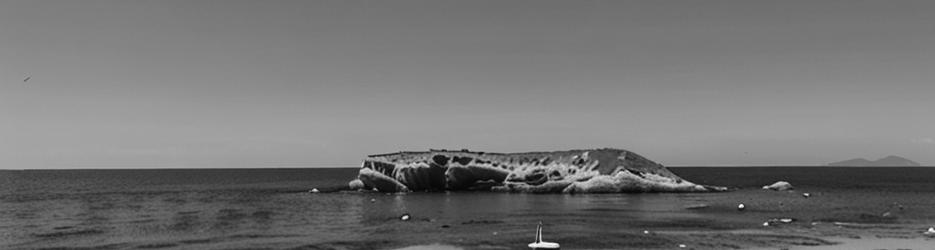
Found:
[3,167,935,249]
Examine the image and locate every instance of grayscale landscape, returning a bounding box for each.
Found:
[2,1,935,249]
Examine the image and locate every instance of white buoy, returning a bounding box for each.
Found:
[528,221,560,249]
[925,227,935,235]
[763,221,770,227]
[310,188,320,193]
[737,203,746,211]
[802,192,811,198]
[643,230,650,234]
[678,244,687,248]
[370,198,376,202]
[400,213,411,221]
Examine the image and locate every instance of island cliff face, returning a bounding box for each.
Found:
[351,148,724,193]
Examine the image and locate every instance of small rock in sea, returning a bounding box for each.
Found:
[764,218,795,226]
[400,213,411,221]
[762,181,793,191]
[309,188,320,193]
[348,179,365,190]
[737,203,746,211]
[441,225,450,228]
[684,204,710,210]
[802,192,811,198]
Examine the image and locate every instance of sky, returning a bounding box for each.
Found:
[2,0,934,168]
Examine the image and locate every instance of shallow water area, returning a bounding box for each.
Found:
[3,167,935,249]
[394,244,464,250]
[782,236,934,250]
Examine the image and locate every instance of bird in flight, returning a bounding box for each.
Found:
[23,76,31,82]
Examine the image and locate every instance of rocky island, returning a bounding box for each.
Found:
[348,148,725,193]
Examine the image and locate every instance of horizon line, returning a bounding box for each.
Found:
[4,165,934,170]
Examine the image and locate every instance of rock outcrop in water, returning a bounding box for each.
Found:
[762,181,794,191]
[349,148,724,193]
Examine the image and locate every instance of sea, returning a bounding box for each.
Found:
[3,167,935,250]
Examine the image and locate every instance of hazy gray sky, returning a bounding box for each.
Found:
[2,0,934,168]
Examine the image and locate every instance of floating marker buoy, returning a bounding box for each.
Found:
[737,203,746,211]
[763,221,770,227]
[802,192,811,198]
[779,218,793,223]
[643,230,650,234]
[678,244,687,248]
[310,188,320,193]
[925,227,935,235]
[400,213,411,221]
[370,198,376,202]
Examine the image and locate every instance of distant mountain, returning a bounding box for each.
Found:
[828,158,875,166]
[827,155,921,167]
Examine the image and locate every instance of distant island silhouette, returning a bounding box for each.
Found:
[827,155,921,167]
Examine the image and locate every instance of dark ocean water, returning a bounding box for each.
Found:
[2,167,935,250]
